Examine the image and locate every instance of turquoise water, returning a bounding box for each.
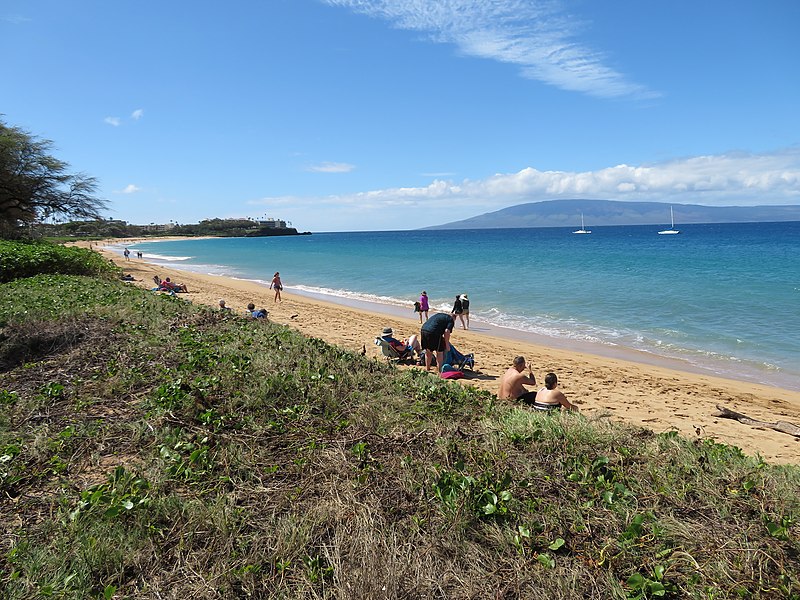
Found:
[123,222,800,390]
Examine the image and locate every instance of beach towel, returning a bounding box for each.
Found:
[440,370,465,379]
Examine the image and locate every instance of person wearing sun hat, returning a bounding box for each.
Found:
[380,327,421,357]
[460,293,470,329]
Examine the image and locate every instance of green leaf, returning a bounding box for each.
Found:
[650,581,666,596]
[536,553,555,569]
[548,537,565,551]
[627,573,645,589]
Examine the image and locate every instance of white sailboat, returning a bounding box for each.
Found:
[658,206,680,235]
[573,213,591,234]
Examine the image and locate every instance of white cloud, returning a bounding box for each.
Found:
[116,184,141,194]
[249,148,800,230]
[104,116,121,127]
[323,0,655,99]
[131,109,144,120]
[307,162,356,173]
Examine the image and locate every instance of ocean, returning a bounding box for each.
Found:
[120,222,800,391]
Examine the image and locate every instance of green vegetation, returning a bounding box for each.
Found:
[33,217,304,240]
[0,260,798,597]
[0,240,119,282]
[1,118,106,238]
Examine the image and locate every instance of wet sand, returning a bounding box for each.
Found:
[99,241,800,464]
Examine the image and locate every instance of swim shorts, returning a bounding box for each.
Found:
[421,331,446,352]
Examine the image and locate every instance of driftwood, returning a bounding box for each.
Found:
[714,405,800,438]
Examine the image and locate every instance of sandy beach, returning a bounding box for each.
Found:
[96,241,800,465]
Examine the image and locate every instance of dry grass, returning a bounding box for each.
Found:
[1,276,799,599]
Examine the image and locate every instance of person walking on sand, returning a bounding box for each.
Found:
[270,272,283,302]
[420,312,455,372]
[418,291,429,322]
[123,248,130,261]
[498,356,538,403]
[534,372,578,412]
[452,294,467,330]
[460,293,470,329]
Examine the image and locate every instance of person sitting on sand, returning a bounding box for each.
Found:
[218,299,231,311]
[163,277,188,293]
[151,275,175,295]
[498,356,538,403]
[380,327,420,358]
[533,372,578,412]
[245,303,269,320]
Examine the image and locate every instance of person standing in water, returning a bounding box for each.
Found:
[270,272,283,302]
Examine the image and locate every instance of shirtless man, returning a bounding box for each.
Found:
[498,356,538,403]
[532,372,578,412]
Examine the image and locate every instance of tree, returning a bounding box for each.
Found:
[0,118,107,237]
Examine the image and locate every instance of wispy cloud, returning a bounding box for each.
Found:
[323,0,655,99]
[250,149,800,229]
[116,184,141,194]
[104,116,121,127]
[307,161,356,173]
[3,14,31,24]
[131,109,144,120]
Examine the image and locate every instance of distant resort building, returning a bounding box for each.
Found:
[140,222,176,233]
[257,218,287,228]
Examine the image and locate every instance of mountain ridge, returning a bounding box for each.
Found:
[424,199,800,229]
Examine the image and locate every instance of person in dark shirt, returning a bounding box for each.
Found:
[452,294,468,330]
[420,312,455,372]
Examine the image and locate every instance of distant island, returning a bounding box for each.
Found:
[168,218,310,238]
[36,217,311,239]
[424,199,800,229]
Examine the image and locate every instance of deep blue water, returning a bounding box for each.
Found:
[123,222,800,390]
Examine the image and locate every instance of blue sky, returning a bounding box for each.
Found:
[3,0,799,232]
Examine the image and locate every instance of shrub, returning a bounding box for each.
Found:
[0,239,118,282]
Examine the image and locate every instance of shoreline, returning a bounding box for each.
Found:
[115,238,799,392]
[92,240,800,464]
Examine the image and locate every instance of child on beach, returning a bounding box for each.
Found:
[246,303,269,320]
